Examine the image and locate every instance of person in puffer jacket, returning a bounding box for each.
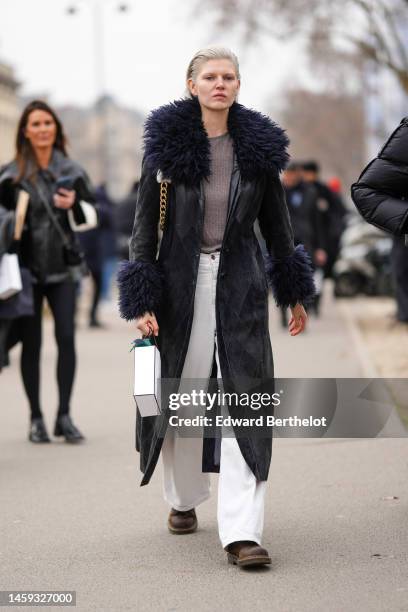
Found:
[351,118,408,322]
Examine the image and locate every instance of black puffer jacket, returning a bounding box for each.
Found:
[0,149,95,283]
[351,117,408,236]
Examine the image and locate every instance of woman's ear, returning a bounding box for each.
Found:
[233,79,241,102]
[187,78,196,97]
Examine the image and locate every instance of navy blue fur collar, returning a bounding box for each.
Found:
[143,97,289,186]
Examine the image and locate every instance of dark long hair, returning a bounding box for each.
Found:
[15,100,68,182]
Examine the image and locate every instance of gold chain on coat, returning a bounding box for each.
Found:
[159,181,168,231]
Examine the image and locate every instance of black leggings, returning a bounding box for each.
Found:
[89,267,102,324]
[18,282,77,420]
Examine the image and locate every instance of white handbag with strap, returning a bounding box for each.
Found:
[0,254,22,300]
[0,189,29,300]
[132,337,162,417]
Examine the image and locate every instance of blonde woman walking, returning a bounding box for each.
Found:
[118,47,314,567]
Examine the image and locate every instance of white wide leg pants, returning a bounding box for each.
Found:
[161,252,267,548]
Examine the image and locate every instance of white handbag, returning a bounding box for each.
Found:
[67,201,98,233]
[132,338,162,417]
[0,254,22,300]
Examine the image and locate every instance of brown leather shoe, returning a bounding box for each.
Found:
[168,508,197,534]
[226,541,271,567]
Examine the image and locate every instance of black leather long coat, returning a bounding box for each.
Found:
[118,97,315,486]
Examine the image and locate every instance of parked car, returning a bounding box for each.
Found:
[333,216,393,297]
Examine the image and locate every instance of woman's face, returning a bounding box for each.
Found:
[188,59,240,111]
[24,109,57,151]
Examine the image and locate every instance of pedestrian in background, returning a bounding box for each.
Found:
[328,176,349,232]
[118,47,314,567]
[327,176,344,201]
[281,161,325,325]
[301,160,346,314]
[302,161,347,274]
[98,184,118,302]
[79,184,115,327]
[116,181,139,261]
[0,100,96,443]
[351,117,408,323]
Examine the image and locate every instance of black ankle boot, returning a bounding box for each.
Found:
[29,417,51,443]
[54,415,85,444]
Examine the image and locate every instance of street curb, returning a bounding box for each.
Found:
[336,300,379,378]
[336,299,407,437]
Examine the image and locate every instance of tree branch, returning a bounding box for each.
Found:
[377,0,408,70]
[192,0,408,94]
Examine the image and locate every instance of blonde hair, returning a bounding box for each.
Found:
[186,46,240,97]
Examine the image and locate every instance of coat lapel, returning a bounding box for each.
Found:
[225,155,242,232]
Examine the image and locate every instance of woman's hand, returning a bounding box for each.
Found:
[53,188,76,210]
[288,303,307,336]
[135,312,159,337]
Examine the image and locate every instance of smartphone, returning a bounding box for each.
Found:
[55,176,75,193]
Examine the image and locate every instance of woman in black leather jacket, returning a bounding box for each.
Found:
[0,100,96,443]
[351,118,408,322]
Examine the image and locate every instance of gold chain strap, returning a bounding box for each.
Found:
[159,181,168,231]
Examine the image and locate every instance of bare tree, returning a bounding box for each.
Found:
[276,86,366,192]
[196,0,408,94]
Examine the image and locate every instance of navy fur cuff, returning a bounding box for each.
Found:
[266,244,316,307]
[117,259,163,321]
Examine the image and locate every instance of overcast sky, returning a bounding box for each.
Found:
[0,0,307,116]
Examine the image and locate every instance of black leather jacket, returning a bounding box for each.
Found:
[0,149,95,283]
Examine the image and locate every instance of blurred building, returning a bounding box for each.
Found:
[0,62,20,165]
[57,96,145,198]
[276,87,365,199]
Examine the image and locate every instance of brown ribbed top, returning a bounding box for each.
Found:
[201,132,234,253]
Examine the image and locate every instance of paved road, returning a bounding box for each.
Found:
[1,287,407,611]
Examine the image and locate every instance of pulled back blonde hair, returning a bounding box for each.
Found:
[185,46,240,97]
